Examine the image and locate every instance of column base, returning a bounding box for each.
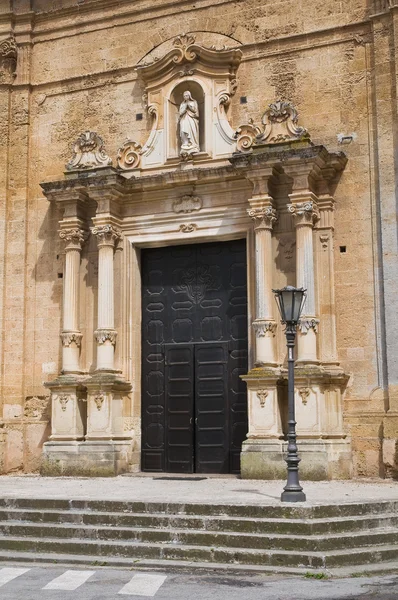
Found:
[240,438,352,480]
[41,440,133,477]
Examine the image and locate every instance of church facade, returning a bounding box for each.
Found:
[0,0,397,479]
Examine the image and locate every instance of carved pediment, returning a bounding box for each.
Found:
[136,34,242,86]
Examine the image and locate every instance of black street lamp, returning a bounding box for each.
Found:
[273,285,307,503]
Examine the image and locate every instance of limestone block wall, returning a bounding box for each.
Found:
[0,0,396,478]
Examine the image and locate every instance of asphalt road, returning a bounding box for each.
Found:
[1,564,398,600]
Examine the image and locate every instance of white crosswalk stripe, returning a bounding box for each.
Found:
[118,573,167,597]
[42,569,95,591]
[0,567,31,587]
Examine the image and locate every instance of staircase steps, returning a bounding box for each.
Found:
[0,497,397,574]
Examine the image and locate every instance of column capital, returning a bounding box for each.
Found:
[252,319,277,337]
[59,227,88,250]
[60,331,83,348]
[95,328,118,346]
[298,318,319,333]
[288,200,319,227]
[91,224,122,248]
[247,206,277,230]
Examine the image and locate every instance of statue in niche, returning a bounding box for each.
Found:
[179,91,200,156]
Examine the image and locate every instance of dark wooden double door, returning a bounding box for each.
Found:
[141,239,248,474]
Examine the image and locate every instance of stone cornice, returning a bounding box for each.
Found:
[41,145,347,201]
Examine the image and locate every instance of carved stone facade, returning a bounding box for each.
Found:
[0,0,397,481]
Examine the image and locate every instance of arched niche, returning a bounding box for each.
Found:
[168,81,205,159]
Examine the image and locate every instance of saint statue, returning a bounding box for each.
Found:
[179,91,200,156]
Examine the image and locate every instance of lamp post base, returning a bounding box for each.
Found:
[281,489,306,503]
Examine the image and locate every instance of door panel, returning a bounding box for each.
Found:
[141,239,248,474]
[165,344,194,473]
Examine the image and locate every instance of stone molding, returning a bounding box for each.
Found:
[91,224,122,247]
[60,331,83,348]
[179,223,197,233]
[252,319,277,337]
[59,228,88,250]
[66,131,112,171]
[95,328,118,345]
[117,140,142,170]
[247,206,277,230]
[288,201,320,226]
[298,318,319,334]
[0,37,17,84]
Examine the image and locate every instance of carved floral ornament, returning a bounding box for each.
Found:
[252,320,277,338]
[66,131,112,171]
[95,328,118,346]
[235,100,309,153]
[94,393,105,411]
[256,390,268,408]
[0,37,17,83]
[298,388,310,405]
[54,393,71,412]
[60,331,83,348]
[298,318,319,334]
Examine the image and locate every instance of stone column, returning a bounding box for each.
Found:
[91,224,121,371]
[59,228,87,373]
[247,206,278,366]
[288,196,320,364]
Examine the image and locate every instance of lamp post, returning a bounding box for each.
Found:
[273,285,307,503]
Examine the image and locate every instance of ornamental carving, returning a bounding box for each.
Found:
[0,37,17,84]
[247,207,277,230]
[56,394,70,412]
[95,328,118,345]
[179,223,197,233]
[24,396,50,420]
[298,318,319,334]
[252,320,277,337]
[177,265,215,304]
[256,390,269,408]
[66,131,112,171]
[60,331,83,348]
[91,224,122,247]
[59,228,88,250]
[320,234,330,250]
[117,140,142,170]
[173,195,202,214]
[299,388,310,406]
[288,201,320,225]
[94,393,105,411]
[235,100,308,153]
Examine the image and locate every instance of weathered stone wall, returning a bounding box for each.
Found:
[0,0,396,477]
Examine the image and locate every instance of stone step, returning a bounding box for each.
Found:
[1,533,398,569]
[1,520,398,552]
[2,497,398,520]
[2,507,397,535]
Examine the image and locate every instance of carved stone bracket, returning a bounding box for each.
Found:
[117,140,142,170]
[60,331,83,348]
[256,390,269,408]
[247,206,277,230]
[298,318,319,334]
[66,131,112,171]
[288,201,320,226]
[0,37,17,84]
[94,393,105,411]
[59,228,88,250]
[252,320,277,337]
[235,100,309,153]
[95,328,118,345]
[173,195,202,213]
[91,224,122,247]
